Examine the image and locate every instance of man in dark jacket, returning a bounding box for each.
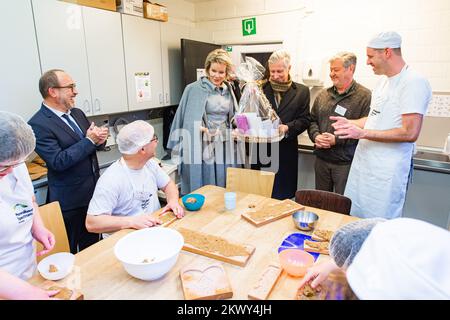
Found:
[308,52,371,194]
[253,50,310,200]
[28,69,108,253]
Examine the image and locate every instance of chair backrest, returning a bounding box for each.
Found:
[36,201,70,262]
[295,189,352,215]
[226,167,275,198]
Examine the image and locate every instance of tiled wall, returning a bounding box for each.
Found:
[191,0,450,92]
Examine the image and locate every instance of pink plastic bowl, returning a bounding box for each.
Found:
[278,249,314,277]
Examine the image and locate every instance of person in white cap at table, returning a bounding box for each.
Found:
[299,218,450,299]
[330,31,432,219]
[346,218,450,299]
[299,218,385,296]
[0,111,58,299]
[86,120,184,238]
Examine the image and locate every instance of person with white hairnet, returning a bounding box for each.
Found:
[299,218,450,299]
[330,31,432,219]
[347,218,450,299]
[0,111,58,299]
[86,121,184,238]
[299,218,385,291]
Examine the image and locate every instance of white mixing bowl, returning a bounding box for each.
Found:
[114,227,184,281]
[37,252,75,281]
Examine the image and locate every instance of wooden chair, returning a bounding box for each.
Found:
[295,189,352,215]
[36,201,70,262]
[226,167,275,198]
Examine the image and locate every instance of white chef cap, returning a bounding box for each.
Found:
[347,218,450,300]
[0,111,36,163]
[367,31,402,49]
[116,120,155,155]
[330,218,386,269]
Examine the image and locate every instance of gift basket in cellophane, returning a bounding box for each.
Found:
[232,57,284,143]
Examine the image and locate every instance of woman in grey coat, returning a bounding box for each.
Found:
[168,49,239,195]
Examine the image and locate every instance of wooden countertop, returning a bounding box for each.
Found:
[29,185,358,300]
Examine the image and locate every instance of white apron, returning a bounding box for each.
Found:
[345,66,415,219]
[0,164,36,280]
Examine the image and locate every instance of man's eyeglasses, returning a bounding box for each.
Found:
[0,161,25,173]
[151,134,158,142]
[53,83,77,91]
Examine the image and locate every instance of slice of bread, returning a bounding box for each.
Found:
[304,239,329,255]
[311,229,334,242]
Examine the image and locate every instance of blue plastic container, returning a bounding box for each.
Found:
[181,194,205,211]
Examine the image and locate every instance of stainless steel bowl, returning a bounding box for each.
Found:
[292,211,319,231]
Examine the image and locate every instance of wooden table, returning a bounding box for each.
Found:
[30,185,358,300]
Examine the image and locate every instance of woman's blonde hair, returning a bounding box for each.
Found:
[204,49,233,77]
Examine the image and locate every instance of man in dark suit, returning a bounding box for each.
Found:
[253,50,310,200]
[28,69,108,253]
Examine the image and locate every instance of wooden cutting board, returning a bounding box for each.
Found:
[177,227,255,267]
[248,263,282,300]
[40,280,83,300]
[151,210,177,227]
[180,262,233,300]
[241,198,304,227]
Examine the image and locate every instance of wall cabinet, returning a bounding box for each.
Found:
[122,15,164,111]
[123,18,189,109]
[2,1,201,121]
[32,0,128,116]
[0,1,42,121]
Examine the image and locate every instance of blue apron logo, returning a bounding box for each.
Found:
[14,203,33,224]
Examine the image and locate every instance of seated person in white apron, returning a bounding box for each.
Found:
[0,111,57,300]
[86,121,184,239]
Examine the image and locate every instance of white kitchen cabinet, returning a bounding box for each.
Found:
[0,0,42,121]
[160,22,189,106]
[122,14,164,110]
[32,0,127,116]
[81,6,128,115]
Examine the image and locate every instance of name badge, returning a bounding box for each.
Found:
[335,104,347,116]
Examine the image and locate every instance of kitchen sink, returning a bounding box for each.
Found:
[414,151,450,173]
[415,151,450,162]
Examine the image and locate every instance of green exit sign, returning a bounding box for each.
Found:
[242,17,256,36]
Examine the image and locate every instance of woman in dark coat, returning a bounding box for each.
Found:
[253,50,310,199]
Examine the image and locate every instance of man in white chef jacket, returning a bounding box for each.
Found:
[330,31,432,219]
[86,120,184,239]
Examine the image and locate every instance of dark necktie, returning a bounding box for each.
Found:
[61,114,84,139]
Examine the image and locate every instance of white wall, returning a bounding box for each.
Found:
[156,0,213,42]
[189,0,450,92]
